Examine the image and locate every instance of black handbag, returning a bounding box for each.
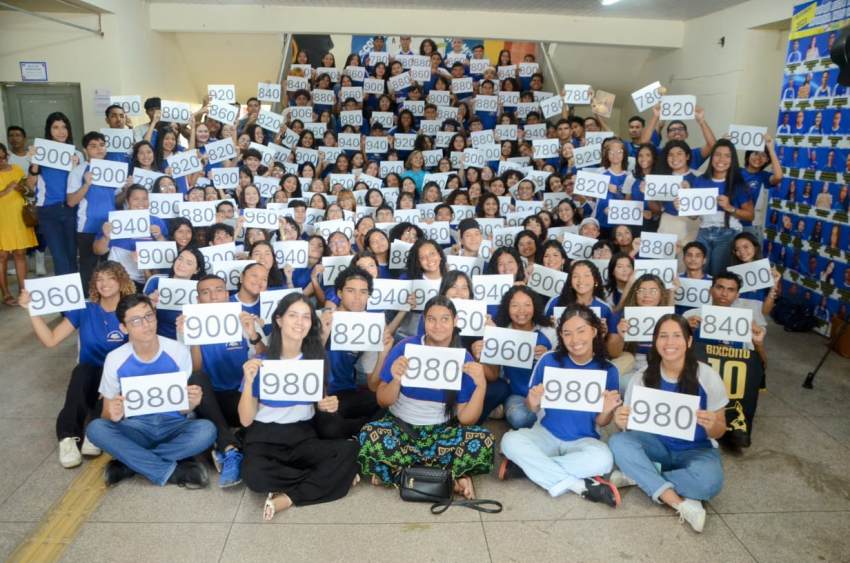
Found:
[397,465,503,514]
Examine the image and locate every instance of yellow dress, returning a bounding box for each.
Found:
[0,165,38,251]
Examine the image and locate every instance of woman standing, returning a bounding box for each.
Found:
[25,113,83,276]
[358,296,494,498]
[239,293,360,519]
[609,314,729,533]
[0,143,37,305]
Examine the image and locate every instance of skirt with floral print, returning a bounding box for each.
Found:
[358,414,495,485]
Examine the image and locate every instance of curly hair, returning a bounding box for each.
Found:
[553,303,610,363]
[556,260,605,307]
[89,261,136,303]
[493,285,552,329]
[488,247,525,283]
[405,239,448,280]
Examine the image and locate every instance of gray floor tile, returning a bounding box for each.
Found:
[722,512,850,563]
[808,417,850,450]
[58,522,230,563]
[90,470,246,523]
[234,477,481,524]
[485,518,754,562]
[219,522,490,563]
[711,416,850,514]
[0,522,37,562]
[0,452,80,522]
[0,418,64,507]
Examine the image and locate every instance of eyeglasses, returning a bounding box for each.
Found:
[668,127,686,134]
[126,313,157,327]
[608,150,624,155]
[329,240,348,249]
[636,288,660,296]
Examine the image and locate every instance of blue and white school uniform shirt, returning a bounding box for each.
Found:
[241,353,315,424]
[624,362,727,450]
[503,330,552,397]
[544,297,620,337]
[143,276,180,339]
[99,336,193,419]
[67,163,117,234]
[592,169,628,230]
[381,336,479,426]
[35,148,85,207]
[674,273,711,316]
[691,176,752,230]
[200,336,254,392]
[65,302,127,367]
[95,216,170,284]
[740,169,772,229]
[529,352,619,442]
[661,170,698,217]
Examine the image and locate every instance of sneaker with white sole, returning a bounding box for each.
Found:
[59,437,82,468]
[81,436,101,456]
[608,469,637,488]
[489,404,505,420]
[35,251,47,277]
[673,498,706,533]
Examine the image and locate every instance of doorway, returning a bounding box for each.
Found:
[2,82,85,151]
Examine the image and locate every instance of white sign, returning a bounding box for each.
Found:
[211,168,239,191]
[633,259,678,285]
[109,210,150,240]
[631,81,663,113]
[403,344,466,391]
[286,76,309,92]
[607,200,644,226]
[133,169,164,191]
[660,95,696,120]
[208,84,236,104]
[182,302,243,345]
[644,175,682,202]
[198,242,236,272]
[541,367,607,412]
[533,138,561,160]
[257,110,284,132]
[100,128,134,153]
[411,279,441,311]
[448,298,485,337]
[156,278,198,311]
[674,278,712,308]
[321,255,353,286]
[678,188,718,217]
[110,95,143,116]
[136,241,177,270]
[728,258,774,293]
[495,124,518,141]
[480,326,537,369]
[330,311,385,352]
[122,372,189,417]
[563,84,592,105]
[273,241,309,269]
[727,125,767,152]
[452,77,473,94]
[446,255,486,277]
[527,265,569,298]
[698,305,753,344]
[573,145,602,169]
[258,360,324,403]
[574,171,609,199]
[210,260,256,291]
[561,232,597,260]
[623,306,675,342]
[258,288,301,323]
[167,150,203,178]
[149,193,180,219]
[389,241,413,270]
[628,385,699,441]
[205,138,237,164]
[363,78,385,95]
[160,100,191,124]
[258,82,282,103]
[473,274,513,306]
[539,96,564,119]
[639,232,678,260]
[32,138,74,171]
[242,208,280,230]
[24,273,86,317]
[90,158,128,188]
[369,279,412,311]
[207,101,238,125]
[179,201,218,227]
[493,226,523,248]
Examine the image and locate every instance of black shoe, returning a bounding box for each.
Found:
[723,429,752,448]
[104,459,136,486]
[167,460,209,489]
[581,476,620,508]
[499,458,526,480]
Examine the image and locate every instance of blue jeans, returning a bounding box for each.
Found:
[696,226,738,278]
[609,430,724,503]
[87,415,216,485]
[478,377,510,425]
[501,422,613,497]
[504,393,537,429]
[38,203,78,276]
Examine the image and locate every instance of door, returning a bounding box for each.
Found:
[2,83,85,151]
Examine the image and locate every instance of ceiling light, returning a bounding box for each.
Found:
[602,0,622,5]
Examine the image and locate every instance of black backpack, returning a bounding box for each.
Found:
[771,294,816,332]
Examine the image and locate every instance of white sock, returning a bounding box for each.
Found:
[568,479,587,496]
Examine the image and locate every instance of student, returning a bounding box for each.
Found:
[609,314,729,533]
[67,132,119,291]
[398,238,448,336]
[18,261,135,467]
[103,104,133,163]
[26,112,84,277]
[500,304,621,507]
[676,242,711,315]
[314,266,392,439]
[93,185,170,291]
[144,247,206,339]
[640,105,716,171]
[605,252,634,309]
[86,293,216,488]
[739,137,782,239]
[358,296,494,499]
[239,293,360,519]
[485,286,552,429]
[728,233,782,316]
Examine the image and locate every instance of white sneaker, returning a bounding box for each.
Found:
[81,436,101,456]
[489,404,505,420]
[608,469,637,488]
[35,251,46,277]
[673,498,706,533]
[59,437,82,468]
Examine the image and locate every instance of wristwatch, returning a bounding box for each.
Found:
[249,334,263,345]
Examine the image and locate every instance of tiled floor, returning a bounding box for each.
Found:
[1,278,849,562]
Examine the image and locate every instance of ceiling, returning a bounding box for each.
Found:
[0,0,108,12]
[142,0,748,21]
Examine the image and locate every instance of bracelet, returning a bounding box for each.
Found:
[249,334,263,345]
[28,165,40,176]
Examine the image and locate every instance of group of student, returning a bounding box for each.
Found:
[6,37,784,534]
